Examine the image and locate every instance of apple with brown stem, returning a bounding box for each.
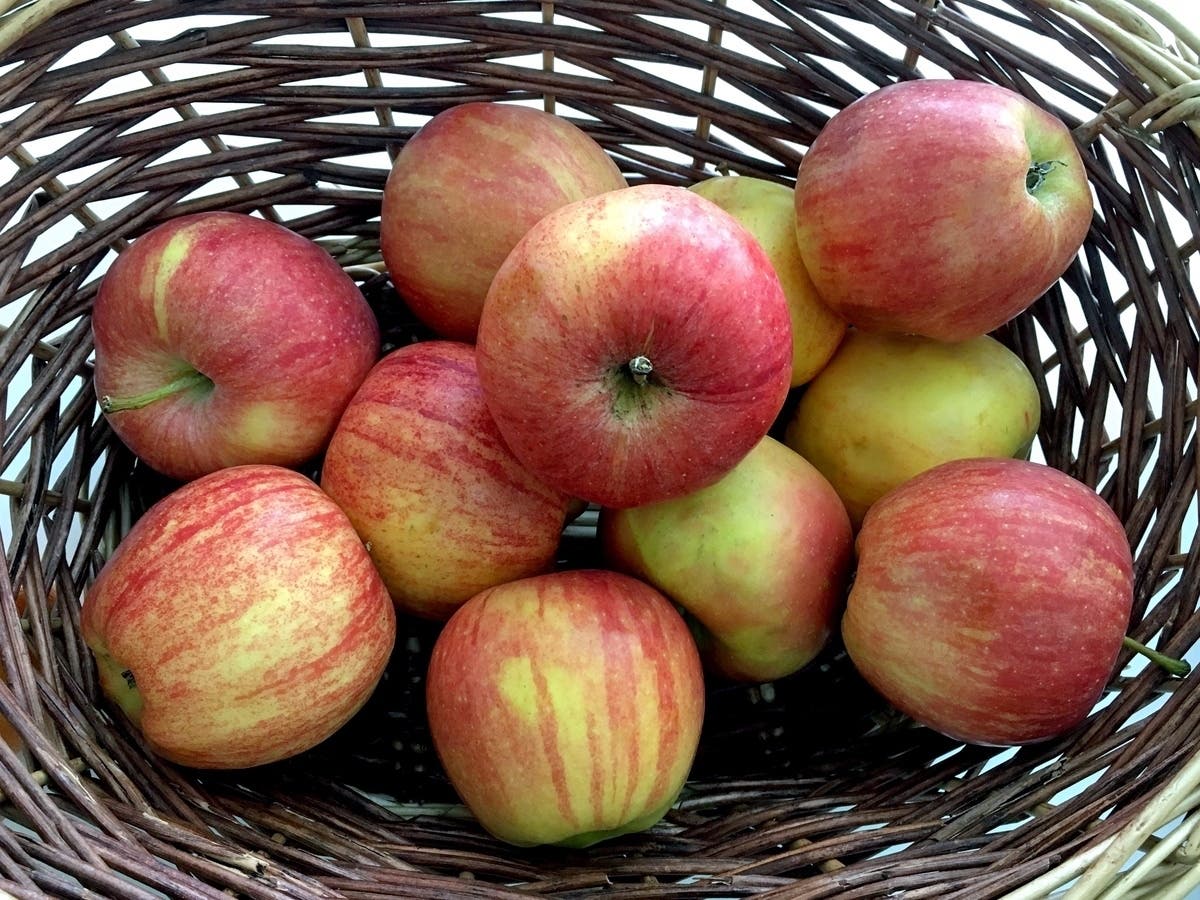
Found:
[794,79,1093,341]
[842,457,1135,746]
[475,183,793,509]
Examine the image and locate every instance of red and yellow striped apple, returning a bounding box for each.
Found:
[476,183,793,509]
[380,101,627,341]
[81,465,396,769]
[842,457,1134,746]
[320,340,573,620]
[794,79,1092,341]
[783,329,1041,527]
[92,212,380,481]
[426,569,705,847]
[600,436,853,682]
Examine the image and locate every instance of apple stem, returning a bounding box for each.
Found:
[1123,635,1191,678]
[628,355,653,386]
[100,369,213,413]
[1026,159,1064,193]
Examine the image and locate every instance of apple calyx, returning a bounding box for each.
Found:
[100,369,213,414]
[1026,159,1065,194]
[1123,635,1191,678]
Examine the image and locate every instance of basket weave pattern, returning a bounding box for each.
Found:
[0,1,1198,898]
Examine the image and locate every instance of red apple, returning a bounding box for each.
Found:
[81,465,396,769]
[600,436,853,682]
[426,569,705,847]
[92,212,380,481]
[794,79,1093,341]
[319,340,573,620]
[842,457,1134,746]
[380,102,628,341]
[475,183,793,509]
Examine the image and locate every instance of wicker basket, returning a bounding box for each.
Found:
[0,0,1198,897]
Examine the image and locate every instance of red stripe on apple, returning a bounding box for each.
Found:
[81,465,396,770]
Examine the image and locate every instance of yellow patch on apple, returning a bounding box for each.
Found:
[148,225,196,343]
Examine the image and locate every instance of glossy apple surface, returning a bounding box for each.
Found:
[794,79,1092,341]
[476,183,793,509]
[320,340,573,620]
[842,457,1134,746]
[600,436,852,682]
[92,212,380,481]
[690,175,845,386]
[426,569,705,847]
[81,465,396,769]
[380,101,628,341]
[783,329,1041,526]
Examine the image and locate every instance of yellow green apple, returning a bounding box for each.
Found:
[690,175,845,386]
[599,436,853,682]
[783,329,1040,527]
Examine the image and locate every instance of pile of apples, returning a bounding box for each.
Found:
[85,79,1140,848]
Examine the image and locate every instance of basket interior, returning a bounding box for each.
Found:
[0,1,1198,897]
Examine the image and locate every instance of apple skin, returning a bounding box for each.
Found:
[689,175,845,386]
[842,457,1134,746]
[476,183,794,509]
[319,340,574,620]
[81,465,397,769]
[92,212,380,481]
[599,436,853,682]
[425,569,705,848]
[380,102,628,341]
[783,329,1041,527]
[0,662,22,754]
[794,79,1093,341]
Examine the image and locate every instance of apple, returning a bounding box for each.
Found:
[92,211,380,481]
[599,436,852,682]
[783,329,1041,526]
[425,569,705,847]
[689,175,845,386]
[842,457,1134,746]
[0,662,22,754]
[794,78,1093,341]
[319,340,574,620]
[475,183,794,509]
[14,583,55,619]
[380,102,628,341]
[81,465,396,769]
